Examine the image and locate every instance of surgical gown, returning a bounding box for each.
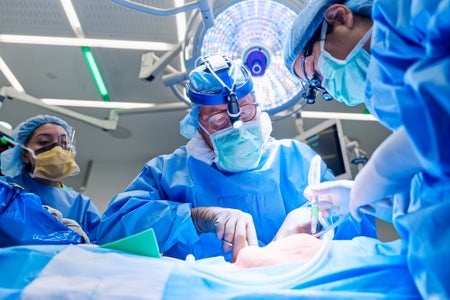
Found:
[97,139,376,261]
[0,173,101,244]
[364,0,450,297]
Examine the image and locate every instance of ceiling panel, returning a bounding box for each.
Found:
[0,0,74,36]
[75,0,180,42]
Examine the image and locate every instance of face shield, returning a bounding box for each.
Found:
[1,127,79,181]
[0,115,77,178]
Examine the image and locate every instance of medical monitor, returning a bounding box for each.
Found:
[295,119,352,179]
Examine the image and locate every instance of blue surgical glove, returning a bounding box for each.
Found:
[191,207,258,262]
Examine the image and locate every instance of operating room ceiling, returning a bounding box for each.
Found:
[0,0,392,190]
[0,0,192,166]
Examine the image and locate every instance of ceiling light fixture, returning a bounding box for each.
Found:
[41,99,155,109]
[0,35,175,51]
[81,46,110,101]
[0,56,25,92]
[61,0,111,102]
[60,0,84,38]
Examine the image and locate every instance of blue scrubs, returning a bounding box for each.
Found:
[98,139,376,261]
[365,0,450,297]
[0,173,101,243]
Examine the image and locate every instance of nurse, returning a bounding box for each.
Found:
[97,54,376,262]
[284,0,450,297]
[0,114,101,244]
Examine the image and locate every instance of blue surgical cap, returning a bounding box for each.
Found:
[283,0,373,76]
[0,114,74,177]
[180,104,200,139]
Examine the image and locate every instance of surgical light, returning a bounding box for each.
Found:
[243,46,269,77]
[184,0,306,115]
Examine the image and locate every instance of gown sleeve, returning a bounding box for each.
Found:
[96,150,199,254]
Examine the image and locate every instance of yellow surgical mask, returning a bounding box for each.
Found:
[29,144,80,181]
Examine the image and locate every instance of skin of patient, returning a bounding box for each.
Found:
[233,233,323,269]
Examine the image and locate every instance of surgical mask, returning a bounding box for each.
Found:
[318,22,372,106]
[28,143,80,181]
[204,117,266,173]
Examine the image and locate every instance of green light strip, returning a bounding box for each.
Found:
[81,46,110,101]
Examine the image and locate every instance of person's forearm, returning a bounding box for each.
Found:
[350,126,422,218]
[367,126,422,181]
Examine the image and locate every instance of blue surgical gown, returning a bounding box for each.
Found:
[365,0,450,297]
[97,139,376,261]
[0,173,101,243]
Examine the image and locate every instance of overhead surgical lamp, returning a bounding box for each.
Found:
[182,0,307,115]
[243,46,270,77]
[113,0,308,115]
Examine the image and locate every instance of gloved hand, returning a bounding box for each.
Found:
[191,207,258,262]
[303,180,354,218]
[272,207,313,241]
[303,180,394,222]
[43,205,91,243]
[62,218,91,243]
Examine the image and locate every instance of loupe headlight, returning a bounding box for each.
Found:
[227,92,243,128]
[301,53,333,104]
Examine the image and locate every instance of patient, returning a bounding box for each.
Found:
[233,234,323,269]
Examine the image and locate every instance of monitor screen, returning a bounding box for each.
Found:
[295,119,351,179]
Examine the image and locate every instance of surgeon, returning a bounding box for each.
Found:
[284,0,450,298]
[0,114,101,244]
[97,54,376,262]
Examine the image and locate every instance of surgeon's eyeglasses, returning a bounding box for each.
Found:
[200,103,259,132]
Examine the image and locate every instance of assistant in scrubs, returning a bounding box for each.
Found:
[284,0,450,297]
[0,114,101,245]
